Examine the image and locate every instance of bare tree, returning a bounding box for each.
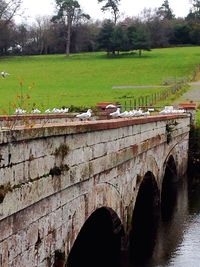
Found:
[35,16,54,54]
[0,0,22,24]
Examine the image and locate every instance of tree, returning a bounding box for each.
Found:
[52,0,90,56]
[190,24,200,44]
[71,22,100,53]
[192,0,200,13]
[0,22,11,54]
[157,0,175,20]
[0,0,22,55]
[0,0,22,24]
[98,0,120,24]
[139,8,174,48]
[98,19,115,54]
[186,1,200,21]
[35,16,54,54]
[112,25,129,53]
[170,22,191,45]
[128,25,151,56]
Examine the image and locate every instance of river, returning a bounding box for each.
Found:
[124,176,200,267]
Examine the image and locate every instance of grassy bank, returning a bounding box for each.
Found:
[0,47,200,113]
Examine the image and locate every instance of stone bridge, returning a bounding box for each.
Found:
[0,114,190,267]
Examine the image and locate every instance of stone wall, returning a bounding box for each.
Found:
[0,114,190,266]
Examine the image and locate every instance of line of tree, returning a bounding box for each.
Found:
[1,0,200,56]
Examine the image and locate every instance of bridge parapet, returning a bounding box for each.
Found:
[0,114,190,266]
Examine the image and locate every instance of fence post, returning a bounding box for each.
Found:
[134,98,137,109]
[130,99,132,110]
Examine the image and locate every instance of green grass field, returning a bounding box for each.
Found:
[0,47,200,114]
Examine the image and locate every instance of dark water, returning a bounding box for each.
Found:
[125,176,200,267]
[66,175,200,267]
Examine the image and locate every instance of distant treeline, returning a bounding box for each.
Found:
[1,0,200,56]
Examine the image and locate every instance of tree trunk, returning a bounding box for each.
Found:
[114,10,117,25]
[66,17,72,56]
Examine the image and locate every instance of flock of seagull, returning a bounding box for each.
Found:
[15,107,69,114]
[159,106,185,114]
[75,105,185,120]
[109,107,150,118]
[14,104,185,119]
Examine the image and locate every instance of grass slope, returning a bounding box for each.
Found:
[0,47,200,113]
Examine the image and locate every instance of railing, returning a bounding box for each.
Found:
[122,78,188,111]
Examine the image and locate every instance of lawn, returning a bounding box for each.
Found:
[0,47,200,114]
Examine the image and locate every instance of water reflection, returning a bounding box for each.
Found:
[124,176,200,267]
[150,177,188,267]
[128,172,160,267]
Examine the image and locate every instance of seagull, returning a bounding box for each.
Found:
[60,108,69,113]
[15,108,26,114]
[119,111,130,118]
[148,108,155,112]
[128,111,135,117]
[141,110,150,116]
[106,104,117,109]
[1,71,10,78]
[159,106,175,114]
[31,108,41,114]
[76,109,92,120]
[134,108,143,117]
[110,108,120,118]
[52,108,61,113]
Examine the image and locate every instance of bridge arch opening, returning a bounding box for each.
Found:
[129,171,160,265]
[66,207,124,267]
[161,155,178,221]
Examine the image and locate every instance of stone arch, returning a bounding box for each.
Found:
[129,171,160,265]
[161,154,178,220]
[134,154,160,190]
[163,154,177,182]
[66,207,124,267]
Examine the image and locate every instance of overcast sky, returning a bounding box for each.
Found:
[17,0,192,23]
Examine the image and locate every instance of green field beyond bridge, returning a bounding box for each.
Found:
[0,47,200,114]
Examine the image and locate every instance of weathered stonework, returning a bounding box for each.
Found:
[0,114,190,266]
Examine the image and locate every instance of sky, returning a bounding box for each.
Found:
[16,0,192,24]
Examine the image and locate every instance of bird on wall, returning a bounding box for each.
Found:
[15,108,26,114]
[45,109,51,113]
[105,104,117,109]
[1,71,10,78]
[109,108,121,118]
[119,110,130,118]
[31,108,41,114]
[76,109,92,120]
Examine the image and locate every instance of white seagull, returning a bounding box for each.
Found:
[15,108,26,114]
[148,108,155,112]
[76,109,92,120]
[31,108,41,114]
[141,110,150,116]
[106,104,117,109]
[60,108,69,113]
[45,109,51,113]
[119,111,130,118]
[110,108,121,118]
[1,71,10,78]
